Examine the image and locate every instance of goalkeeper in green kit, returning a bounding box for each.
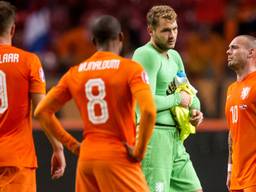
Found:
[132,5,203,192]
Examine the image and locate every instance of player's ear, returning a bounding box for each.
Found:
[147,25,153,36]
[119,32,124,42]
[248,48,255,59]
[10,24,15,38]
[92,37,96,46]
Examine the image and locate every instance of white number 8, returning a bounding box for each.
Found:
[85,78,109,124]
[0,70,8,114]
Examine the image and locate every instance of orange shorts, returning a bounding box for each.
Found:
[0,167,36,192]
[76,159,149,192]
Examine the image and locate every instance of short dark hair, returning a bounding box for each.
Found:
[0,1,16,35]
[147,5,177,29]
[91,15,121,45]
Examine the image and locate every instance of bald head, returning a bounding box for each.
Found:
[227,35,256,78]
[91,15,121,45]
[234,35,256,49]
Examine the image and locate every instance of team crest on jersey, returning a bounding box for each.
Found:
[240,87,250,100]
[39,67,45,82]
[155,182,164,192]
[239,104,248,110]
[141,71,149,84]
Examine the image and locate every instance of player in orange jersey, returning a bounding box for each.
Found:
[34,15,156,192]
[0,1,66,192]
[225,35,256,192]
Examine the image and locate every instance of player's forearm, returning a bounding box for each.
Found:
[32,93,64,151]
[155,93,181,111]
[43,128,64,152]
[228,131,232,164]
[35,111,80,155]
[134,89,156,160]
[134,107,156,160]
[190,95,201,110]
[227,131,232,172]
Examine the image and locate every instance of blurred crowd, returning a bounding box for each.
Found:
[10,0,256,119]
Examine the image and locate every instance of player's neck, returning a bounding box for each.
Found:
[97,45,120,55]
[0,36,12,45]
[150,39,168,58]
[236,64,256,81]
[97,48,119,55]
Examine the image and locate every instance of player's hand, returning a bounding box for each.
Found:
[180,91,192,108]
[226,171,231,190]
[51,149,66,180]
[124,143,141,163]
[72,143,81,156]
[190,109,203,127]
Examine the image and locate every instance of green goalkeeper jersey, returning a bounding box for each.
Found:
[133,42,200,126]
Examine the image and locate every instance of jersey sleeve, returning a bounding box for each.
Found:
[128,61,150,94]
[29,53,46,94]
[189,96,201,110]
[48,70,73,106]
[132,48,159,94]
[170,50,185,71]
[171,50,201,110]
[225,84,233,127]
[133,48,181,111]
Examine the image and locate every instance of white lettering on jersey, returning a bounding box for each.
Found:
[78,59,120,72]
[141,71,150,84]
[241,87,250,100]
[39,67,45,82]
[239,104,248,110]
[0,53,19,64]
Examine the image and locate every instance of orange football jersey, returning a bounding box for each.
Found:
[48,51,150,161]
[0,45,45,168]
[225,71,256,190]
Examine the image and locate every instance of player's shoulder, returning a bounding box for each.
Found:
[227,81,237,92]
[133,43,158,56]
[66,64,79,76]
[250,72,256,81]
[11,46,38,58]
[57,65,78,85]
[121,56,143,70]
[7,46,41,68]
[168,49,181,58]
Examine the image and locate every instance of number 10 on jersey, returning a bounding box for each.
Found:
[230,105,238,124]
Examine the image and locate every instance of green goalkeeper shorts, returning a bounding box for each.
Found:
[142,126,202,192]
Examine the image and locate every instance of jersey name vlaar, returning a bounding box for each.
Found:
[0,53,19,64]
